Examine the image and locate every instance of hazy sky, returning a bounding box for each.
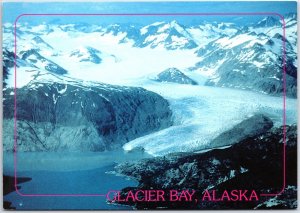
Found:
[3,1,297,26]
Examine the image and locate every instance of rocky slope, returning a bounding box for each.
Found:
[3,81,173,152]
[209,114,273,148]
[20,49,68,75]
[191,14,297,98]
[155,68,198,85]
[114,123,297,209]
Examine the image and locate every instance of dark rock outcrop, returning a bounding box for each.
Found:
[210,114,273,148]
[3,49,15,88]
[155,68,198,85]
[3,175,32,209]
[115,124,297,209]
[20,49,68,75]
[255,186,297,209]
[3,201,16,210]
[3,175,32,196]
[3,82,173,151]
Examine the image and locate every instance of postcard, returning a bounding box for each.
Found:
[2,1,298,210]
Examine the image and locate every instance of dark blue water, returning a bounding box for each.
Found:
[3,151,149,210]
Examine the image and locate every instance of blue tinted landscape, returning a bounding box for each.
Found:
[2,1,297,210]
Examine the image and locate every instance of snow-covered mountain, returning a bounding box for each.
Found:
[155,67,198,85]
[70,46,105,64]
[3,14,297,97]
[2,14,297,153]
[190,14,297,97]
[138,21,198,49]
[20,49,68,75]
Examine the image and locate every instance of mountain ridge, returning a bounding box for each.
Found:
[3,13,296,97]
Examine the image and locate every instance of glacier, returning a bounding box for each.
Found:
[123,81,296,156]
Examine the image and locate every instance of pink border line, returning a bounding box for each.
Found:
[13,13,286,198]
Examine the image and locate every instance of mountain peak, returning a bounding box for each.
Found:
[70,46,102,64]
[285,12,296,20]
[255,16,281,28]
[155,68,198,85]
[170,20,179,26]
[169,20,186,29]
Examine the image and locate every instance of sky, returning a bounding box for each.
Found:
[2,1,297,26]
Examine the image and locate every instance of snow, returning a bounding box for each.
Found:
[4,23,199,88]
[31,24,48,33]
[244,39,267,49]
[57,85,67,94]
[140,26,148,35]
[142,21,193,48]
[144,33,168,45]
[249,22,297,56]
[229,170,236,178]
[39,31,198,85]
[188,23,238,47]
[3,22,13,28]
[265,38,283,55]
[149,21,165,26]
[171,21,192,40]
[240,167,248,173]
[194,58,226,79]
[123,82,297,156]
[212,158,221,165]
[6,67,39,88]
[187,28,212,47]
[252,61,264,68]
[216,34,255,49]
[157,23,171,33]
[52,94,58,104]
[268,76,280,81]
[171,36,188,45]
[238,50,255,62]
[98,94,110,102]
